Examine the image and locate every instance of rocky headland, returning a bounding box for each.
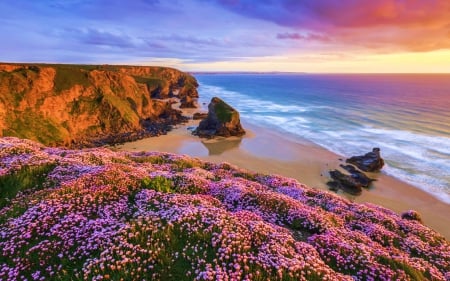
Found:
[0,137,448,280]
[0,63,199,147]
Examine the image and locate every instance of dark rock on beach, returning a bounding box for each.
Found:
[327,170,363,195]
[194,97,245,138]
[346,148,385,172]
[340,164,375,187]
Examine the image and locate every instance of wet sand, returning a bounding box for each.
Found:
[117,120,450,239]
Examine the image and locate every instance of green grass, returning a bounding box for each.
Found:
[3,110,66,145]
[214,100,234,122]
[53,66,91,93]
[172,159,195,171]
[102,93,139,125]
[141,176,174,193]
[69,90,104,115]
[128,155,167,164]
[133,76,166,89]
[233,172,256,181]
[129,155,199,170]
[376,256,428,280]
[0,163,56,208]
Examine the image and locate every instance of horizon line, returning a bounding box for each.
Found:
[1,61,449,75]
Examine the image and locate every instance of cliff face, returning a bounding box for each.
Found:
[0,63,199,147]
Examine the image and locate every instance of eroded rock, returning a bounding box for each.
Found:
[194,97,245,138]
[327,170,363,195]
[340,164,375,187]
[179,95,197,108]
[193,112,208,120]
[346,148,385,172]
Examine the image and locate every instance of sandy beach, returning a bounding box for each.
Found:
[117,119,450,239]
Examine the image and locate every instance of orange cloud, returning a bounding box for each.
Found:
[218,0,450,52]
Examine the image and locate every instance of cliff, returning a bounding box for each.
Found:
[0,63,199,147]
[0,137,448,280]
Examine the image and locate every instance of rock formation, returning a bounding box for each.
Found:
[179,95,196,108]
[346,148,385,172]
[328,170,363,195]
[327,149,382,195]
[327,164,375,195]
[193,112,208,120]
[340,164,375,187]
[194,97,245,138]
[0,63,198,147]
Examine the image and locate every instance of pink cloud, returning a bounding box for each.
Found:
[276,32,331,42]
[217,0,450,51]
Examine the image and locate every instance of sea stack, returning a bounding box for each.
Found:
[194,97,245,138]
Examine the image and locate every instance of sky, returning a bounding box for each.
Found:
[0,0,449,73]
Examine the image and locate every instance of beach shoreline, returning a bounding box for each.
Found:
[116,118,450,239]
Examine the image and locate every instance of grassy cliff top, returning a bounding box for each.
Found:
[0,137,448,280]
[0,63,198,147]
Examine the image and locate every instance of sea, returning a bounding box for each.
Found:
[194,73,450,204]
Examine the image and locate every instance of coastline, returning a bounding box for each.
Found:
[116,119,450,240]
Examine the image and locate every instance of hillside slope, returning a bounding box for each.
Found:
[0,63,198,147]
[0,137,448,280]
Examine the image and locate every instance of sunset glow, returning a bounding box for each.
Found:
[0,0,449,72]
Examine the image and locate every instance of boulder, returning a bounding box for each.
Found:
[194,97,245,138]
[340,164,375,187]
[346,148,385,172]
[193,112,208,120]
[327,170,363,195]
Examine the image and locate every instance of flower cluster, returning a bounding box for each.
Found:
[0,137,449,280]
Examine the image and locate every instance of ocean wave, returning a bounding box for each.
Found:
[199,84,327,114]
[198,81,450,204]
[384,165,450,204]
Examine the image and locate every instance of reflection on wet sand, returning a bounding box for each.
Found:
[201,138,242,155]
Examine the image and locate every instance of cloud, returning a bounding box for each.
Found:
[215,0,450,52]
[67,28,136,48]
[276,32,330,42]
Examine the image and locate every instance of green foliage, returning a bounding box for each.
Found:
[12,91,26,107]
[69,91,104,115]
[172,159,195,171]
[54,66,91,93]
[3,110,65,145]
[0,163,56,208]
[133,75,166,90]
[102,94,139,125]
[233,172,256,181]
[129,155,167,164]
[141,176,173,193]
[214,100,233,122]
[376,256,427,280]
